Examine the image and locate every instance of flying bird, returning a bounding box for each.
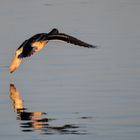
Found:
[9,28,97,73]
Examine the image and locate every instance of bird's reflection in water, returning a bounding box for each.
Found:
[9,84,83,135]
[9,84,48,132]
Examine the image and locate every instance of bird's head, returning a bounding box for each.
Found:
[48,28,59,35]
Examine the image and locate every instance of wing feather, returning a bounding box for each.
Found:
[47,33,96,48]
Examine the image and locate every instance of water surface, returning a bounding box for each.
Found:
[0,0,140,140]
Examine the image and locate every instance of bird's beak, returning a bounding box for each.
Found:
[9,54,22,73]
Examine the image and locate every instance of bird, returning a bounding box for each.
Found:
[9,28,97,73]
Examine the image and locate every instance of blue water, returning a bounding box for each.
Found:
[0,0,140,140]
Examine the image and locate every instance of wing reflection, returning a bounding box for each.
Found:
[9,84,83,135]
[9,84,25,112]
[9,84,48,132]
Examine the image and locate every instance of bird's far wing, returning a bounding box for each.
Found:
[9,52,23,73]
[47,33,96,48]
[9,42,35,73]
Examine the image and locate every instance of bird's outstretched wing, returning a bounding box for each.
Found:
[47,33,96,48]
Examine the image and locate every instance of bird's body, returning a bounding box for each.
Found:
[9,28,97,73]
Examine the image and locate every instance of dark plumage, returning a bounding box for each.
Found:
[9,28,97,73]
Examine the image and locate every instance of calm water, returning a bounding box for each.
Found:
[0,0,140,140]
